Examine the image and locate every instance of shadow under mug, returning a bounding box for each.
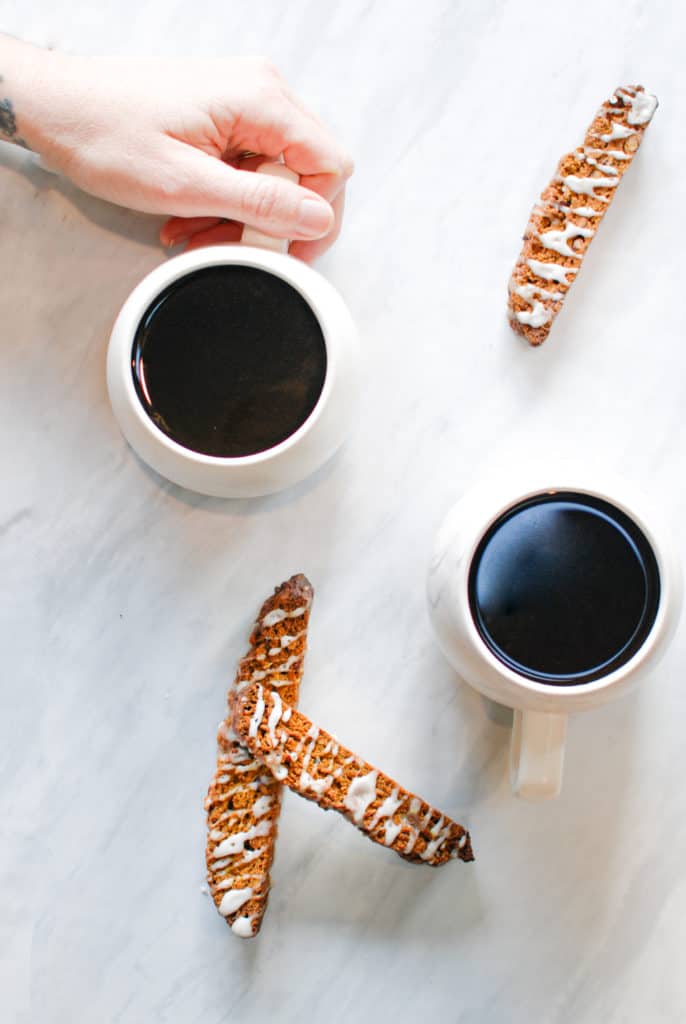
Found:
[427,469,682,800]
[107,163,360,498]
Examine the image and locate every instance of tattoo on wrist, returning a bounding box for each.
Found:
[0,87,28,148]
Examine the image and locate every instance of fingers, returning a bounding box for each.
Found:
[289,186,346,263]
[183,221,243,251]
[235,87,353,182]
[277,83,354,181]
[163,185,346,263]
[165,142,335,239]
[159,216,223,247]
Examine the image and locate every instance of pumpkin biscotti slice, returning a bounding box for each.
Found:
[204,574,313,938]
[508,85,658,346]
[232,682,474,866]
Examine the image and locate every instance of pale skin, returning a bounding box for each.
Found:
[0,36,353,262]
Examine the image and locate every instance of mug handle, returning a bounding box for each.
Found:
[240,161,299,253]
[510,709,567,800]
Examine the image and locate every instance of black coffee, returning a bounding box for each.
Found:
[131,266,327,457]
[468,491,660,685]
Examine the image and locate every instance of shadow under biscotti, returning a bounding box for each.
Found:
[257,792,484,945]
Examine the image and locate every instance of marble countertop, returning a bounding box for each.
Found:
[3,2,686,1021]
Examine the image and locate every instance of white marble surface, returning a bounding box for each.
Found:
[2,2,686,1021]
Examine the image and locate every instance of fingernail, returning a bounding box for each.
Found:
[296,198,333,238]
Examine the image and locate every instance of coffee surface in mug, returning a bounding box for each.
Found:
[131,266,327,457]
[468,491,660,685]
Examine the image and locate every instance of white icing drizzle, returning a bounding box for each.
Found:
[212,819,272,859]
[419,821,452,862]
[570,205,601,218]
[214,808,251,824]
[300,769,334,795]
[242,847,263,863]
[430,815,444,837]
[605,148,631,160]
[384,820,403,846]
[243,654,302,686]
[561,174,618,198]
[420,836,446,861]
[290,732,309,763]
[583,153,619,176]
[408,797,421,817]
[617,86,657,125]
[369,787,403,830]
[219,886,253,917]
[514,283,563,303]
[302,737,316,770]
[537,223,594,258]
[261,609,286,627]
[271,762,288,781]
[211,856,232,870]
[343,770,379,824]
[267,631,305,655]
[228,747,253,765]
[234,760,260,773]
[217,721,239,745]
[404,828,418,855]
[282,706,292,723]
[252,795,273,819]
[248,686,266,739]
[207,780,259,805]
[266,692,283,746]
[279,630,306,648]
[549,201,600,220]
[231,915,254,938]
[526,258,577,284]
[307,724,319,740]
[596,121,634,142]
[261,604,308,628]
[270,673,302,688]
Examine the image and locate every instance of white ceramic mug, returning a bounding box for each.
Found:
[107,163,360,498]
[427,467,682,800]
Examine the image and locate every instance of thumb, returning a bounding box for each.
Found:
[169,147,335,240]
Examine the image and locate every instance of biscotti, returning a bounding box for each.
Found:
[232,682,474,866]
[508,85,658,346]
[204,574,313,938]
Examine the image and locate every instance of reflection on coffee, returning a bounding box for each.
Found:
[468,492,660,685]
[131,266,327,457]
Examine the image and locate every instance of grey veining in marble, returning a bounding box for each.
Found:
[2,1,686,1021]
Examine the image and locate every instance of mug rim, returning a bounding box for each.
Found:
[464,485,667,696]
[114,245,335,468]
[454,478,676,703]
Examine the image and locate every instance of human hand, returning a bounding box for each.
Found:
[2,41,353,261]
